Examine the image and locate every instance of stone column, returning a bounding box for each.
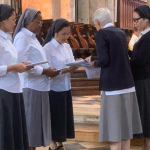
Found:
[89,0,106,24]
[22,0,52,19]
[77,0,90,24]
[22,0,75,20]
[0,0,11,4]
[106,0,115,23]
[52,0,61,20]
[60,0,75,22]
[147,0,150,7]
[0,0,4,3]
[66,0,75,22]
[4,0,11,5]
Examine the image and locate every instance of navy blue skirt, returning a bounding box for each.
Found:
[0,89,29,150]
[134,79,150,139]
[49,90,75,142]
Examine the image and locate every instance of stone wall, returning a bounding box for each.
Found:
[0,0,11,4]
[89,0,106,24]
[22,0,75,21]
[77,0,115,24]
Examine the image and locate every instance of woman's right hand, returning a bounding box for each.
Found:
[86,56,91,62]
[62,66,77,74]
[42,68,59,77]
[10,62,33,73]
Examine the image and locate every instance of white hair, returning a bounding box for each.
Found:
[93,8,112,26]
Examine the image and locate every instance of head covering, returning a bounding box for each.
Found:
[0,4,12,22]
[43,18,68,46]
[13,8,39,41]
[136,5,150,20]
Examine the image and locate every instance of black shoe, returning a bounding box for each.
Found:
[57,145,66,150]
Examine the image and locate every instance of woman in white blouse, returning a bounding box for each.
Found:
[13,9,59,150]
[0,4,33,150]
[43,19,77,150]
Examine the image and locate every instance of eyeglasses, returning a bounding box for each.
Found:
[33,20,43,26]
[133,17,142,23]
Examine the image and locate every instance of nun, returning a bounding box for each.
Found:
[0,4,33,150]
[43,19,77,150]
[129,5,150,150]
[13,9,59,150]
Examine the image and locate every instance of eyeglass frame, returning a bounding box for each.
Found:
[133,17,142,23]
[33,20,43,26]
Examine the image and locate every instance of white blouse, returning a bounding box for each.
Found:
[44,38,75,92]
[13,28,50,91]
[0,30,22,93]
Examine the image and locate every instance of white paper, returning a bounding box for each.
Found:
[66,59,92,67]
[26,61,49,67]
[85,66,101,79]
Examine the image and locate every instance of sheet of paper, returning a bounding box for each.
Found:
[57,66,70,72]
[85,66,101,79]
[66,59,92,67]
[26,61,49,67]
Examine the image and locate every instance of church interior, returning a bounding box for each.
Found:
[0,0,149,149]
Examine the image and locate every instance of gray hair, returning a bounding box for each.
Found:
[93,8,112,26]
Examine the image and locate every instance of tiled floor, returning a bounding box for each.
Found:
[73,95,100,119]
[73,95,101,105]
[37,141,142,150]
[37,95,142,150]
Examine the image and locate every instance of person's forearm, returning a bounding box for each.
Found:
[7,64,18,72]
[62,69,70,74]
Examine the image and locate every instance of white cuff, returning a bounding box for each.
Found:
[59,70,62,75]
[34,66,43,76]
[0,66,7,76]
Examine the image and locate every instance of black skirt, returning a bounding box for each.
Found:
[49,90,75,142]
[0,89,29,150]
[134,79,150,139]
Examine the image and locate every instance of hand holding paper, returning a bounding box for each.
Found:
[66,59,92,67]
[26,61,49,67]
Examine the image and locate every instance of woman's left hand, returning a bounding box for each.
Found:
[91,61,96,68]
[62,66,78,74]
[76,58,83,61]
[68,66,78,72]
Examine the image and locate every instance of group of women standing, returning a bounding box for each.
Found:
[0,4,76,150]
[0,3,150,150]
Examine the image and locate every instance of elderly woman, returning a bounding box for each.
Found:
[86,8,142,150]
[13,9,59,150]
[129,5,150,150]
[0,4,33,150]
[43,19,77,150]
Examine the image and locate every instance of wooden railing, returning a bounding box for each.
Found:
[117,0,147,30]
